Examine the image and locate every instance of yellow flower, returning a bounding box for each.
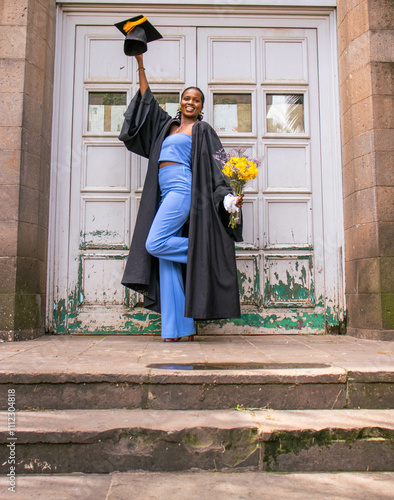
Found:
[222,164,233,178]
[222,156,259,183]
[219,151,260,228]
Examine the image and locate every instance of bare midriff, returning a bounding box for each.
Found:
[159,161,182,169]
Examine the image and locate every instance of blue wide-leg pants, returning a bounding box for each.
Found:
[145,164,195,339]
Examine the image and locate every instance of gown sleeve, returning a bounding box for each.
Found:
[204,124,244,242]
[118,86,171,158]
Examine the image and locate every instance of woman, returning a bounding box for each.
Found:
[119,54,243,342]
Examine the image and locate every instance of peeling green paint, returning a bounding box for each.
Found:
[53,299,67,333]
[80,242,128,250]
[266,269,313,304]
[325,304,346,334]
[199,309,325,332]
[53,257,84,333]
[264,256,315,308]
[79,230,128,250]
[50,252,345,335]
[52,305,333,335]
[125,312,162,333]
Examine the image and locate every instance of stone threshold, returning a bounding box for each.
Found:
[1,366,393,410]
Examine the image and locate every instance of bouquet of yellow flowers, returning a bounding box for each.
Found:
[216,148,260,228]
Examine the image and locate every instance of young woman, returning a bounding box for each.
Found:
[119,54,243,342]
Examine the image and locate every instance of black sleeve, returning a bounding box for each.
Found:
[205,125,243,242]
[118,87,171,158]
[203,124,231,206]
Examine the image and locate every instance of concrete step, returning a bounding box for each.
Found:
[1,335,393,411]
[1,364,393,411]
[1,471,394,499]
[1,409,393,474]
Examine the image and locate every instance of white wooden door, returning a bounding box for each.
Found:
[197,27,325,334]
[65,25,197,333]
[49,11,343,335]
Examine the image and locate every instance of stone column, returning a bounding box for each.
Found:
[337,0,393,340]
[0,0,56,340]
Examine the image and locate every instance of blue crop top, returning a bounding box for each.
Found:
[158,133,192,168]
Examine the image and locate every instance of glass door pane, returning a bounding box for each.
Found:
[213,94,252,133]
[153,93,180,117]
[88,92,127,132]
[266,94,304,133]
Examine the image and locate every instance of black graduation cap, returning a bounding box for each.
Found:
[114,15,163,56]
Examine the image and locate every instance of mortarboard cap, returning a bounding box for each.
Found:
[114,15,163,56]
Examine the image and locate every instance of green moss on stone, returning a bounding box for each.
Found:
[14,292,40,330]
[381,293,394,329]
[263,428,393,471]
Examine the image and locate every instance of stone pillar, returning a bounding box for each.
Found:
[0,0,56,341]
[337,0,393,340]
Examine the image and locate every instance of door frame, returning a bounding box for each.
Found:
[48,4,344,333]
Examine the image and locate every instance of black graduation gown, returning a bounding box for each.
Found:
[118,87,242,320]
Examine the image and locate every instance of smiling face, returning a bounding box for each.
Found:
[180,88,204,121]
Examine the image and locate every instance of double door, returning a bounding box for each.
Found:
[49,13,344,334]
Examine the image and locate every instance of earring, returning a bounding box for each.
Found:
[198,110,204,120]
[178,106,182,112]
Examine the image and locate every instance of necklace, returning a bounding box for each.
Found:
[175,122,194,134]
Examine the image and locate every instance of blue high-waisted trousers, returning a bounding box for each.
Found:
[145,164,195,339]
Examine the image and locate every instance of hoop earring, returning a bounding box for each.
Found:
[198,110,204,121]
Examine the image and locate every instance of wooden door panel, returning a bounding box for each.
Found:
[85,35,132,82]
[210,37,256,83]
[264,143,311,192]
[262,39,308,82]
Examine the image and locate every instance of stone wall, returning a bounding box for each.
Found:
[0,0,56,340]
[337,0,393,339]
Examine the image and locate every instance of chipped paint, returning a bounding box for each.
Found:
[264,256,314,308]
[237,257,260,306]
[265,270,314,306]
[51,289,342,336]
[52,254,162,335]
[50,254,344,336]
[51,301,344,335]
[198,307,326,335]
[80,230,128,250]
[53,299,67,333]
[125,312,162,333]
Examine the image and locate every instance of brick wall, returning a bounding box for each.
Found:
[0,0,56,340]
[337,0,393,339]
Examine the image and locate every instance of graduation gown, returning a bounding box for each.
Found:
[118,87,242,320]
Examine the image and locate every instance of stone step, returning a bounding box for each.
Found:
[1,471,394,499]
[1,409,393,474]
[1,364,393,411]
